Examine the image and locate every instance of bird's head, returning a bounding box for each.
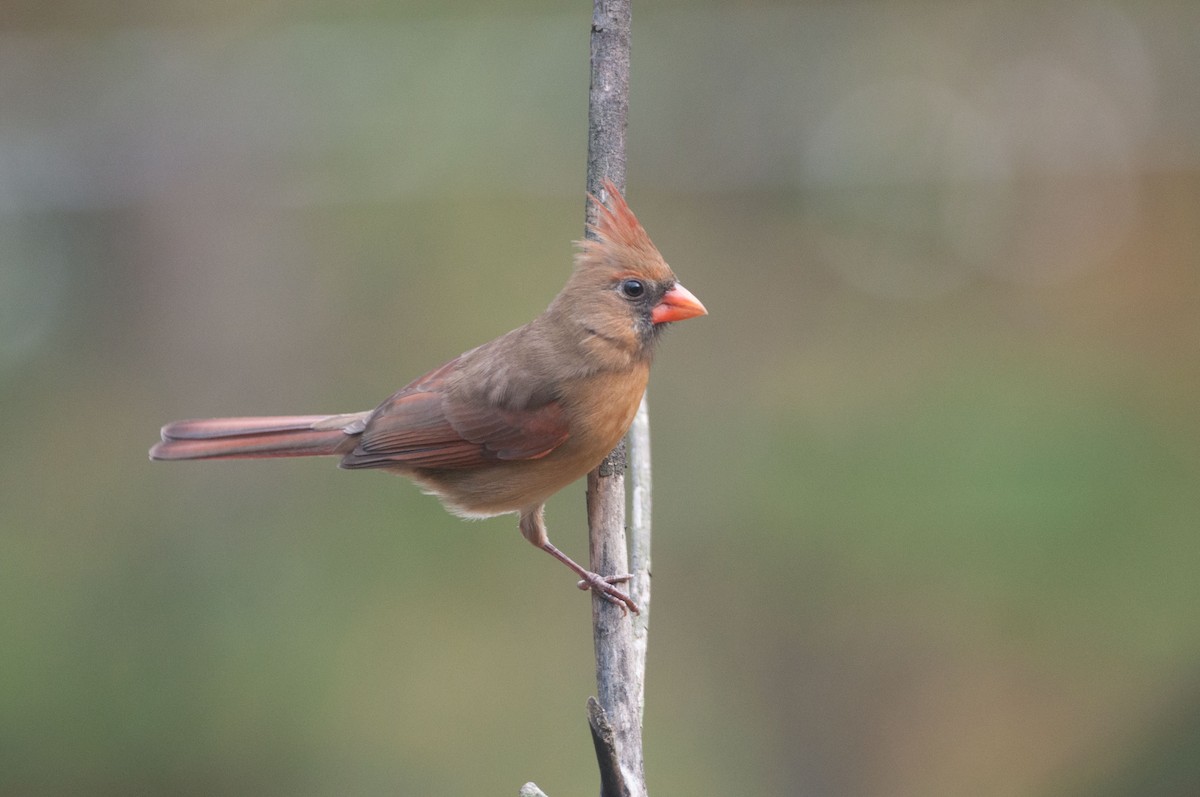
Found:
[551,180,707,365]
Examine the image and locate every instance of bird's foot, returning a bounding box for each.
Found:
[576,571,639,615]
[538,540,640,615]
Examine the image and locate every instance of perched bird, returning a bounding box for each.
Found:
[150,181,706,613]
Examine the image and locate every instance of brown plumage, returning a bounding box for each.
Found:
[150,181,706,612]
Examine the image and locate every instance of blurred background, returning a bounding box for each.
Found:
[2,1,1198,795]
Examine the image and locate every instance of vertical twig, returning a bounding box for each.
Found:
[627,396,652,711]
[585,3,648,797]
[521,2,646,794]
[585,0,630,200]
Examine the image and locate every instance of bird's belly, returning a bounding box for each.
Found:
[409,454,592,518]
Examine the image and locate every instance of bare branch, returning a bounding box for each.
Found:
[524,1,647,793]
[628,395,652,721]
[585,0,631,201]
[587,697,631,797]
[584,2,648,797]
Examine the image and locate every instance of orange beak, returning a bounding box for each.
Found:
[651,283,707,324]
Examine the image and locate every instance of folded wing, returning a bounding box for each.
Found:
[340,358,570,470]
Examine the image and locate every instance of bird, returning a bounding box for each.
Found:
[150,180,706,613]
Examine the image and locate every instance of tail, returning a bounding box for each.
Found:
[149,412,370,461]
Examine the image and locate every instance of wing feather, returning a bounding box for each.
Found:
[340,357,569,470]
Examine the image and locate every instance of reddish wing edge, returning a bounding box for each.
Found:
[340,360,570,471]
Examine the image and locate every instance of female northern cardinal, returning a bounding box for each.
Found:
[150,181,706,613]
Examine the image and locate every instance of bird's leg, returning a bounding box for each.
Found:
[520,507,639,615]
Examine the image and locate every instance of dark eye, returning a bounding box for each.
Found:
[620,278,646,298]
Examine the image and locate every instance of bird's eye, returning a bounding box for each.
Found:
[620,278,646,298]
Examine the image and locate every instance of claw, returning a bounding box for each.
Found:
[577,570,640,614]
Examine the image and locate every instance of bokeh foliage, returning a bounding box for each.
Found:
[2,2,1198,795]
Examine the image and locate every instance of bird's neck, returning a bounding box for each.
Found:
[539,306,656,374]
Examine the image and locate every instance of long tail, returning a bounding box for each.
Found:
[149,412,370,461]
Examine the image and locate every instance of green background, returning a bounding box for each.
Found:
[2,2,1198,795]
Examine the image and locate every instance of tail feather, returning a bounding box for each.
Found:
[150,413,368,461]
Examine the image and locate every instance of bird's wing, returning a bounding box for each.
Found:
[340,358,570,470]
